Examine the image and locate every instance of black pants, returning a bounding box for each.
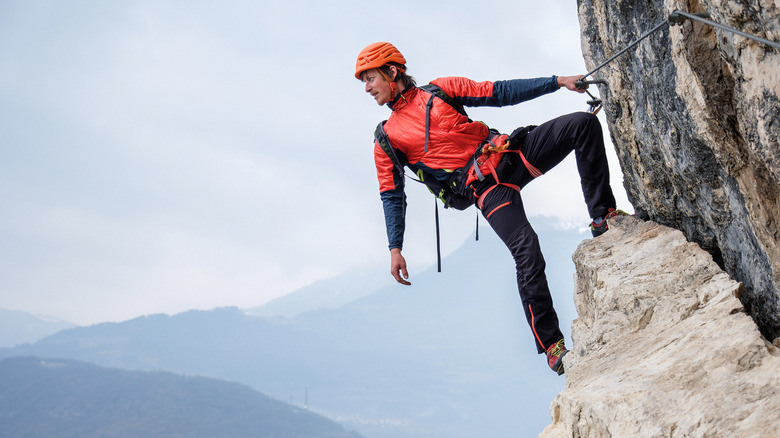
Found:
[475,112,616,353]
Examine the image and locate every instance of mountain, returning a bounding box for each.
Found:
[0,220,589,438]
[0,309,76,348]
[0,356,361,438]
[245,266,388,318]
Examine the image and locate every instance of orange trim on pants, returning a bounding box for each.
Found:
[486,201,510,218]
[529,304,547,351]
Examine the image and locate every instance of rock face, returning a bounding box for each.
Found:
[577,0,780,339]
[541,217,780,438]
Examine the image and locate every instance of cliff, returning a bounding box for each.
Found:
[577,0,780,340]
[541,217,780,437]
[541,1,780,435]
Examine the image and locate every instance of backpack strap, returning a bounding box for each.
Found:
[374,121,403,173]
[419,84,469,154]
[376,84,469,161]
[419,84,468,117]
[374,121,421,184]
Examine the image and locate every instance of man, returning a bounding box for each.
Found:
[356,41,626,374]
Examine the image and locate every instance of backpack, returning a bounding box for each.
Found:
[373,84,476,211]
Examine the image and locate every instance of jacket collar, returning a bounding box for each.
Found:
[387,85,417,111]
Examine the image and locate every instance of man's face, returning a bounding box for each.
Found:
[362,68,393,106]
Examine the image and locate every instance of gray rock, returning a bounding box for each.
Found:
[541,216,780,437]
[577,0,780,339]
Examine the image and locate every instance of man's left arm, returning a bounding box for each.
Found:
[432,75,586,108]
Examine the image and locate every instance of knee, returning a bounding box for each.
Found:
[566,112,603,146]
[570,111,600,129]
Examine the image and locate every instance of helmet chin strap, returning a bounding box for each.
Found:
[378,67,405,101]
[378,69,396,100]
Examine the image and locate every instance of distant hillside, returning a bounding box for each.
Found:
[0,309,76,348]
[0,356,361,438]
[245,266,388,318]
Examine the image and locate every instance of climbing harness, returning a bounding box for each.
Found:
[575,9,780,112]
[472,125,538,216]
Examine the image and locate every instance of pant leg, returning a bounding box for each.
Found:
[481,184,563,354]
[504,111,617,219]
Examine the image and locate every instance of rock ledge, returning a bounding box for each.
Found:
[541,216,780,438]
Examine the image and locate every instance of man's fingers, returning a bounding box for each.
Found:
[400,266,411,285]
[390,250,411,285]
[392,269,411,285]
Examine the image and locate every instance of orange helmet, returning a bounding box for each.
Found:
[355,42,407,79]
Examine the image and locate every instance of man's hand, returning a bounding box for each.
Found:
[390,248,411,286]
[557,75,588,93]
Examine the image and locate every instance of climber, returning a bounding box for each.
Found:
[356,42,627,375]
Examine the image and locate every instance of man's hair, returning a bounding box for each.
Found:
[380,63,417,88]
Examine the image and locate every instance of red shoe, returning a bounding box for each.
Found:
[589,208,630,237]
[546,339,569,375]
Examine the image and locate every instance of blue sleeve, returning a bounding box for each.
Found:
[380,184,406,250]
[491,76,560,106]
[458,76,560,107]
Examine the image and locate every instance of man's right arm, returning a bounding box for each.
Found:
[376,141,406,250]
[375,142,410,285]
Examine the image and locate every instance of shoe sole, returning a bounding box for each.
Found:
[552,350,569,375]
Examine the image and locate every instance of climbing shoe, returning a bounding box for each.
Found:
[546,339,569,375]
[590,208,630,237]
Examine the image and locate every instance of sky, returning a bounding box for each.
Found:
[0,0,630,326]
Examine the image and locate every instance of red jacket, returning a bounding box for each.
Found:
[375,76,559,250]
